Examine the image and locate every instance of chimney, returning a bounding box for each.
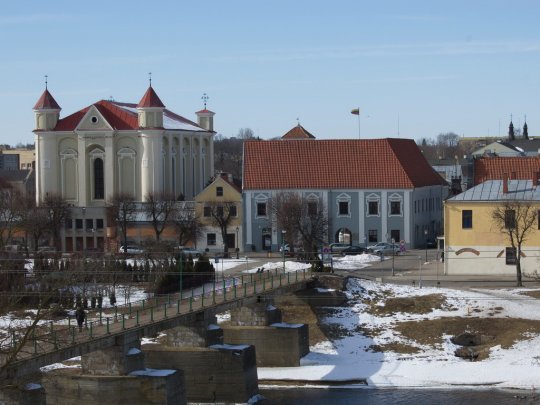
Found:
[503,173,508,194]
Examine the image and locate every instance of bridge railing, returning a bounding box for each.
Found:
[4,267,312,365]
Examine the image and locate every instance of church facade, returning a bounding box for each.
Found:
[33,85,215,252]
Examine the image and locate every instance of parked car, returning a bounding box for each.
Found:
[341,245,367,256]
[119,245,144,254]
[177,247,203,258]
[329,243,350,253]
[366,242,400,256]
[280,244,294,256]
[426,239,437,249]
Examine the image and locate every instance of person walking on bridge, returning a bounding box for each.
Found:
[75,306,86,332]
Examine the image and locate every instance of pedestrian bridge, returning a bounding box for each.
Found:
[1,268,313,381]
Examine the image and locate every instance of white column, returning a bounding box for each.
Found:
[105,135,114,200]
[358,191,365,245]
[381,190,388,241]
[77,135,87,206]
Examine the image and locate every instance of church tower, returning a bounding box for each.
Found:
[523,117,529,140]
[195,93,215,131]
[508,118,515,141]
[137,84,165,128]
[33,84,61,131]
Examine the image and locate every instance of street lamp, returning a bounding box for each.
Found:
[424,228,428,263]
[235,226,239,259]
[281,230,287,273]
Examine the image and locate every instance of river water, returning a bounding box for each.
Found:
[258,387,535,404]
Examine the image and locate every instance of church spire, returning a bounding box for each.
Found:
[523,115,529,140]
[508,115,515,141]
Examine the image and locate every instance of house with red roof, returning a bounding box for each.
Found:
[33,84,215,253]
[242,129,447,251]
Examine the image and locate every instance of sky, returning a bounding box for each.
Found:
[1,0,539,145]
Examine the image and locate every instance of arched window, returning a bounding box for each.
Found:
[94,158,104,199]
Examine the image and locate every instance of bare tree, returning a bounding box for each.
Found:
[492,199,538,287]
[0,180,22,248]
[173,206,204,247]
[18,194,49,253]
[272,192,328,258]
[41,193,70,251]
[108,193,138,251]
[144,192,177,242]
[204,201,237,255]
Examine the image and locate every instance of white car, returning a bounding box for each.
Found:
[366,242,400,255]
[119,246,144,254]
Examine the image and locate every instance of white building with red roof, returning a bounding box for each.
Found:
[33,85,215,252]
[243,130,448,251]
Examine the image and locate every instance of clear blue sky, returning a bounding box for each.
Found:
[1,0,539,144]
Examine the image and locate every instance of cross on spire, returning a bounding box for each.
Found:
[201,93,209,109]
[44,74,48,90]
[148,72,152,87]
[296,117,300,126]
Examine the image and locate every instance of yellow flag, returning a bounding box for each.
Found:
[351,108,360,115]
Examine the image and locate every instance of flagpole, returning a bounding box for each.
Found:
[358,109,361,139]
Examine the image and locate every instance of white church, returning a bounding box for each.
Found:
[33,84,215,252]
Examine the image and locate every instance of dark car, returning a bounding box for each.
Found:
[341,245,367,256]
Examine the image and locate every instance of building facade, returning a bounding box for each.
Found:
[243,135,447,252]
[33,85,215,252]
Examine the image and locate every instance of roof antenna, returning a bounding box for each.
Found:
[148,72,152,87]
[201,93,209,109]
[44,74,48,90]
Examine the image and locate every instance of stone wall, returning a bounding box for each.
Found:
[143,344,258,404]
[229,303,282,326]
[223,324,309,367]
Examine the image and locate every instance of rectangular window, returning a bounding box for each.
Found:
[368,201,378,215]
[203,206,211,217]
[257,202,267,217]
[390,229,400,243]
[76,219,83,229]
[65,218,73,230]
[505,247,517,265]
[505,210,516,229]
[308,201,317,216]
[85,218,93,230]
[96,218,104,229]
[217,206,224,217]
[368,229,378,242]
[339,201,349,215]
[462,210,472,229]
[216,186,223,197]
[207,233,216,246]
[230,205,237,217]
[390,201,401,215]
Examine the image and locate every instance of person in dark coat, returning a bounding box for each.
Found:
[75,306,86,332]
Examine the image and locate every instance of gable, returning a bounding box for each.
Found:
[75,105,113,132]
[195,177,241,202]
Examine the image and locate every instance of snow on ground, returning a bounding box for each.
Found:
[258,278,540,389]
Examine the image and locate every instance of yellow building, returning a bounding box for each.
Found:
[194,174,242,253]
[444,178,540,276]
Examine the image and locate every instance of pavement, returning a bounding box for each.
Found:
[231,249,540,289]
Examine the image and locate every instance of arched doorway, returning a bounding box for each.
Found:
[335,228,352,244]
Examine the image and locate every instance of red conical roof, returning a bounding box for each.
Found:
[137,86,165,108]
[33,89,61,110]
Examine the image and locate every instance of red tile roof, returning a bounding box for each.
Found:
[281,125,316,139]
[33,89,61,110]
[243,138,446,190]
[474,156,540,184]
[196,109,215,114]
[137,86,165,108]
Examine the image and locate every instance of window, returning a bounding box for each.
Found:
[308,201,317,216]
[203,206,211,217]
[462,210,472,229]
[368,229,378,242]
[216,186,223,197]
[217,206,224,217]
[390,201,401,215]
[94,158,104,199]
[390,229,400,243]
[230,205,237,217]
[85,219,93,230]
[339,201,349,216]
[76,219,83,229]
[505,210,516,229]
[65,218,73,230]
[257,202,267,217]
[207,233,216,246]
[368,201,379,216]
[505,247,517,265]
[96,218,104,229]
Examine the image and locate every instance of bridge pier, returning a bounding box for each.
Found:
[0,382,45,405]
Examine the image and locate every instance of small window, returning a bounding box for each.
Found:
[462,210,472,229]
[368,201,379,216]
[90,116,99,124]
[76,219,83,229]
[203,206,211,217]
[65,218,73,230]
[390,201,401,215]
[505,210,516,229]
[217,206,224,217]
[216,186,223,197]
[339,201,349,216]
[96,218,104,229]
[308,201,317,216]
[85,218,93,230]
[207,233,216,246]
[230,205,237,217]
[505,247,517,265]
[257,202,267,217]
[368,229,378,242]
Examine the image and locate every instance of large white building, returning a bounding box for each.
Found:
[33,84,215,252]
